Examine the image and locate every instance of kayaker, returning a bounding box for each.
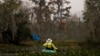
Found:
[43,38,57,51]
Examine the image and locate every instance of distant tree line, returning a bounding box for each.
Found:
[0,0,71,44]
[1,0,95,44]
[0,0,31,44]
[83,0,100,43]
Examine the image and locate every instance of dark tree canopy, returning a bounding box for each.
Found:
[0,0,31,44]
[83,0,100,42]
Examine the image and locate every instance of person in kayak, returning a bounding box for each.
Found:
[43,38,57,51]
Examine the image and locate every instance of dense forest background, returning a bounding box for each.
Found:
[0,0,100,46]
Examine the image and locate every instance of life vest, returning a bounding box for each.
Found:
[47,43,52,48]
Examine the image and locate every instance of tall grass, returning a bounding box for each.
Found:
[15,48,100,56]
[0,41,100,56]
